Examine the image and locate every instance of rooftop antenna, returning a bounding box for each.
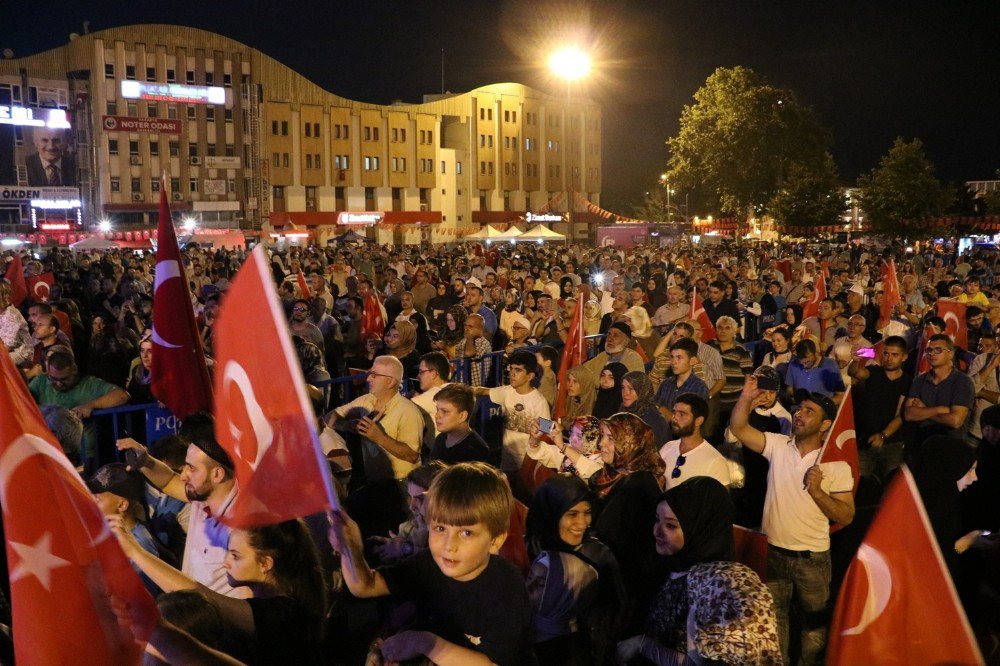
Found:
[440,48,444,95]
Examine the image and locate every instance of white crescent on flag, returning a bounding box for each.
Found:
[222,360,275,470]
[841,543,893,636]
[835,428,856,450]
[942,311,962,343]
[152,259,182,349]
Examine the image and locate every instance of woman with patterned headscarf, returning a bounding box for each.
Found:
[384,320,420,381]
[590,412,666,610]
[499,288,523,338]
[564,365,597,422]
[435,303,467,358]
[526,415,605,482]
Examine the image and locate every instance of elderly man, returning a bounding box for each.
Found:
[652,285,689,327]
[26,127,76,186]
[831,314,872,356]
[582,321,646,378]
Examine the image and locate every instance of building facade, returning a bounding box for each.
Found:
[0,24,601,244]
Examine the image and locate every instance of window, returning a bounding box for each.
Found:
[427,130,433,144]
[151,178,161,191]
[110,177,120,192]
[281,121,288,135]
[167,69,176,83]
[479,134,485,147]
[342,124,349,139]
[224,109,233,123]
[148,105,158,118]
[391,157,397,171]
[315,154,321,169]
[282,153,289,167]
[223,73,232,87]
[306,154,313,169]
[167,106,177,119]
[373,127,380,141]
[512,164,518,176]
[335,125,342,139]
[272,120,279,135]
[169,141,179,156]
[108,139,119,155]
[488,109,493,120]
[273,186,284,199]
[512,111,517,123]
[392,128,398,142]
[104,63,114,78]
[189,178,198,193]
[487,135,493,148]
[171,177,180,192]
[342,155,349,170]
[441,160,446,173]
[272,152,280,167]
[228,178,236,192]
[456,162,462,174]
[206,108,215,122]
[150,142,159,156]
[129,140,139,155]
[189,142,198,156]
[504,162,510,176]
[373,156,379,170]
[187,107,197,121]
[364,127,371,141]
[131,177,141,192]
[504,110,509,122]
[125,65,136,80]
[225,144,234,157]
[480,161,486,175]
[127,102,138,117]
[334,155,341,169]
[400,157,405,171]
[146,67,156,81]
[205,72,214,85]
[400,128,406,142]
[206,143,216,157]
[305,123,312,138]
[365,156,372,171]
[106,101,116,115]
[186,70,195,84]
[480,108,485,120]
[313,122,320,136]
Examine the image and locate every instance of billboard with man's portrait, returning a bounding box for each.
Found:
[0,105,78,197]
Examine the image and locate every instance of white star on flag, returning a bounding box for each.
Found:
[9,532,71,592]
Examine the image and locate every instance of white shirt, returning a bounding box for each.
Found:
[659,438,732,489]
[761,432,853,552]
[182,485,250,598]
[488,386,550,472]
[411,383,448,438]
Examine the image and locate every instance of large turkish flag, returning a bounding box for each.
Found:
[828,468,982,665]
[3,254,27,306]
[213,245,337,528]
[25,272,54,303]
[936,299,968,351]
[0,345,158,664]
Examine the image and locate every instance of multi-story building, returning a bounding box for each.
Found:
[0,24,601,244]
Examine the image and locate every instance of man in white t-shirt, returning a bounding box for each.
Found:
[659,393,731,490]
[410,351,451,446]
[729,377,854,666]
[473,349,550,473]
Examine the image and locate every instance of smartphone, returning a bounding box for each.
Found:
[124,447,140,470]
[981,530,993,538]
[855,347,876,359]
[756,375,781,391]
[537,417,555,434]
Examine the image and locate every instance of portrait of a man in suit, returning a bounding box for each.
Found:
[26,127,76,187]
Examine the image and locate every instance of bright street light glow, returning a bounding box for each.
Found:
[98,219,112,233]
[182,217,197,231]
[549,47,591,81]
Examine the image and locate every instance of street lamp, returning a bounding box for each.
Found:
[549,46,591,242]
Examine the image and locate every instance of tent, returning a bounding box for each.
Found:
[517,224,566,242]
[466,225,508,240]
[492,226,525,243]
[329,230,369,244]
[69,236,121,251]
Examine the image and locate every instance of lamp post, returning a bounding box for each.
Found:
[549,47,591,241]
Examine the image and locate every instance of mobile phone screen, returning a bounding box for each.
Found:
[855,347,876,359]
[537,418,555,434]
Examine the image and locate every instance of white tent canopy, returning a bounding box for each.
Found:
[491,226,524,242]
[517,224,566,242]
[466,225,508,240]
[69,236,121,251]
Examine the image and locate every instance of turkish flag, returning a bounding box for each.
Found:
[151,183,213,419]
[0,345,159,663]
[828,468,983,665]
[879,260,901,329]
[554,286,589,419]
[296,269,312,299]
[25,272,54,303]
[733,525,769,583]
[213,245,337,528]
[936,299,968,351]
[361,291,385,341]
[916,326,932,374]
[4,254,27,306]
[800,272,826,321]
[818,386,860,534]
[775,259,792,283]
[690,287,717,342]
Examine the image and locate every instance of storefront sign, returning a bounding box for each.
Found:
[526,212,565,223]
[0,105,71,129]
[0,186,80,202]
[337,212,383,225]
[204,156,241,169]
[101,115,182,134]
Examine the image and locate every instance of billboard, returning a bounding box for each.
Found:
[101,115,182,134]
[0,104,78,191]
[120,81,225,105]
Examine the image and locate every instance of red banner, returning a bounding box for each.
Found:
[879,260,900,329]
[213,245,337,528]
[361,291,385,341]
[554,286,590,419]
[828,469,982,665]
[0,345,158,663]
[4,254,27,306]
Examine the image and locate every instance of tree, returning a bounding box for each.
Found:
[983,169,1000,214]
[633,185,671,222]
[664,66,832,231]
[768,154,846,229]
[857,138,953,238]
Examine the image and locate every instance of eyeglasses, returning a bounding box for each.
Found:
[292,306,309,313]
[925,347,950,355]
[671,454,687,479]
[366,371,398,381]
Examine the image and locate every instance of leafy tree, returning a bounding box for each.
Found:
[768,154,846,229]
[983,169,1000,214]
[664,66,832,231]
[857,138,953,238]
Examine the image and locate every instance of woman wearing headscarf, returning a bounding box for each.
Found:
[621,370,672,447]
[625,305,660,361]
[294,335,331,416]
[565,365,597,422]
[526,475,628,665]
[590,412,666,615]
[499,288,524,338]
[646,274,668,313]
[426,281,455,334]
[384,277,406,325]
[434,303,467,359]
[617,477,782,665]
[559,276,576,306]
[592,362,627,420]
[527,415,605,482]
[384,320,420,382]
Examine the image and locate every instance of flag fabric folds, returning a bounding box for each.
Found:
[150,184,213,419]
[800,272,827,321]
[937,298,968,351]
[213,245,337,528]
[296,269,312,299]
[827,468,983,665]
[690,287,717,342]
[818,386,860,498]
[554,286,589,419]
[3,254,27,306]
[25,272,54,303]
[879,259,901,329]
[361,291,385,341]
[0,345,158,664]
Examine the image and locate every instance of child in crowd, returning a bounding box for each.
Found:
[328,462,533,666]
[430,384,493,465]
[535,345,559,407]
[369,462,446,564]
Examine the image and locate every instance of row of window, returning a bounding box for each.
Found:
[303,122,322,138]
[106,63,238,87]
[109,138,236,158]
[106,101,232,121]
[391,128,407,142]
[109,176,235,193]
[305,153,322,169]
[503,110,518,124]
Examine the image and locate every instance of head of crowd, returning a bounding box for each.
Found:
[1,235,998,665]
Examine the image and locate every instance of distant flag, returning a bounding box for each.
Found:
[296,269,312,300]
[775,259,792,283]
[801,272,827,321]
[213,245,338,527]
[879,259,901,329]
[3,254,27,306]
[828,468,983,665]
[554,286,589,419]
[690,287,717,342]
[0,344,159,663]
[151,177,214,419]
[361,291,385,341]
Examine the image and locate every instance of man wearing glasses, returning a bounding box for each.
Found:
[904,333,976,446]
[288,298,325,352]
[659,393,730,490]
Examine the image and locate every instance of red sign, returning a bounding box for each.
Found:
[101,115,182,135]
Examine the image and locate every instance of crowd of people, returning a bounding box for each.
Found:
[1,235,999,664]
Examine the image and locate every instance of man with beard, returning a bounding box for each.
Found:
[658,393,731,490]
[289,298,325,352]
[117,414,250,598]
[581,321,645,377]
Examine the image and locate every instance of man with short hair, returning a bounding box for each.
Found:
[730,379,855,665]
[411,351,452,446]
[289,298,325,351]
[968,331,1000,440]
[802,298,841,354]
[784,339,846,404]
[659,393,731,490]
[410,270,437,315]
[464,284,498,339]
[703,280,741,327]
[904,333,976,443]
[26,314,61,379]
[654,337,709,420]
[652,285,689,327]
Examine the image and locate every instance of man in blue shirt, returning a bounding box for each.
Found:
[784,338,846,404]
[656,337,710,420]
[464,284,498,340]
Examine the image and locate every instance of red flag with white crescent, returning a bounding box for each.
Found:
[690,287,717,342]
[554,286,589,419]
[828,468,982,665]
[213,245,337,528]
[818,386,860,500]
[151,181,214,419]
[879,260,901,329]
[25,272,54,303]
[0,345,159,663]
[801,272,827,321]
[936,299,968,351]
[361,291,385,341]
[3,254,27,306]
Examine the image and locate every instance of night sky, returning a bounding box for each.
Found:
[2,0,997,213]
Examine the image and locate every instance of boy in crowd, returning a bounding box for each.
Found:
[534,345,559,406]
[430,384,493,465]
[328,462,532,666]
